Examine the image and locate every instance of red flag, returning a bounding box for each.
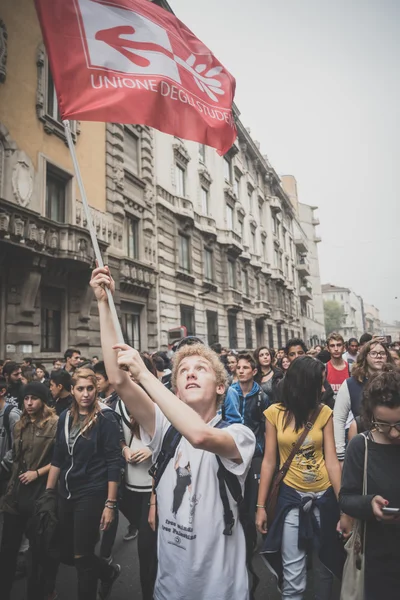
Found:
[34,0,237,154]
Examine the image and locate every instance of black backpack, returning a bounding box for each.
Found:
[149,419,259,599]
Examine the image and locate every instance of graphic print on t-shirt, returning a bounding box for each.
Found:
[294,435,323,484]
[161,446,201,552]
[172,451,192,516]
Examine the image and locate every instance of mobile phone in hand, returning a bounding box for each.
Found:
[382,507,400,515]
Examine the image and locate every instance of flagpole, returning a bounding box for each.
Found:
[63,120,125,344]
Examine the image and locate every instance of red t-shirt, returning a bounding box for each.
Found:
[326,360,350,399]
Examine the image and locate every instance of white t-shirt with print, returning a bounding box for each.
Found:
[141,406,255,600]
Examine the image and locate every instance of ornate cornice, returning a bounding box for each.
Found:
[173,141,191,166]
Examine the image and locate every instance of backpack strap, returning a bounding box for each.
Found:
[149,425,182,488]
[3,404,14,450]
[215,419,259,599]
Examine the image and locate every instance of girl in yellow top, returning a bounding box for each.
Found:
[256,356,343,599]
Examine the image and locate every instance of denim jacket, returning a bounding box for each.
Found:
[224,381,270,458]
[261,482,345,583]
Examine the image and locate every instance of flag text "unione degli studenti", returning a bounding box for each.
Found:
[90,75,235,127]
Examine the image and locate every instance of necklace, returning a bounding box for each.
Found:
[262,368,272,378]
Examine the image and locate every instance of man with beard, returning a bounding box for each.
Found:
[3,362,23,408]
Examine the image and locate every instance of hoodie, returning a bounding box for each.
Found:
[51,407,121,500]
[224,381,270,457]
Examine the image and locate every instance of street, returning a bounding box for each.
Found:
[10,514,340,600]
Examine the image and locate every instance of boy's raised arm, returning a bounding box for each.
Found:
[90,266,155,437]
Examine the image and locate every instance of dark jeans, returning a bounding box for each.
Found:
[102,487,157,600]
[0,511,57,600]
[58,492,114,600]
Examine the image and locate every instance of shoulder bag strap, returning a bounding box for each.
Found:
[3,404,13,449]
[362,433,368,495]
[278,405,322,478]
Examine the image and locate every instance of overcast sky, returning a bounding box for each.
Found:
[171,0,400,324]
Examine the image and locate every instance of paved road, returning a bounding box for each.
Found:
[11,515,340,599]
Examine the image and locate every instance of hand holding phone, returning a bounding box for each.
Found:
[382,507,400,515]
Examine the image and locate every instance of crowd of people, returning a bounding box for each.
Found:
[0,269,399,600]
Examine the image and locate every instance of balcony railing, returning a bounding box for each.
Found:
[296,257,310,277]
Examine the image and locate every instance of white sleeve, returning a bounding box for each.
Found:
[218,424,256,482]
[333,380,351,461]
[140,405,170,461]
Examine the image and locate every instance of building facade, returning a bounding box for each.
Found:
[322,284,365,339]
[0,0,159,361]
[282,176,325,346]
[364,303,381,336]
[0,0,326,361]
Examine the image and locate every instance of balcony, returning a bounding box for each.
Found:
[296,257,310,277]
[250,253,262,269]
[312,217,320,226]
[176,196,195,223]
[267,195,282,213]
[120,258,157,294]
[271,267,285,283]
[0,197,109,268]
[218,229,243,256]
[294,237,308,253]
[254,300,271,319]
[299,282,313,301]
[224,288,243,312]
[272,308,285,324]
[261,261,272,276]
[194,212,217,237]
[314,235,322,243]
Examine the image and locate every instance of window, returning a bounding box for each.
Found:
[199,144,206,163]
[121,307,141,349]
[178,234,190,272]
[284,329,289,344]
[228,313,238,348]
[272,215,278,235]
[124,129,139,175]
[223,156,232,183]
[228,260,236,288]
[259,202,263,223]
[127,216,139,259]
[41,287,62,352]
[282,227,287,251]
[46,68,61,122]
[248,189,253,214]
[233,176,240,199]
[245,320,253,349]
[243,269,250,296]
[274,247,279,268]
[262,238,267,262]
[268,324,274,349]
[238,218,244,240]
[207,310,219,345]
[251,230,256,253]
[204,248,213,281]
[256,277,261,300]
[201,186,209,215]
[180,305,195,336]
[175,164,185,196]
[226,203,234,230]
[46,165,67,223]
[277,324,282,348]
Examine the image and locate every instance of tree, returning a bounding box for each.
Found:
[324,300,345,336]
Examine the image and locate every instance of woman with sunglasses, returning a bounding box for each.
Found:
[340,369,400,599]
[333,340,394,462]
